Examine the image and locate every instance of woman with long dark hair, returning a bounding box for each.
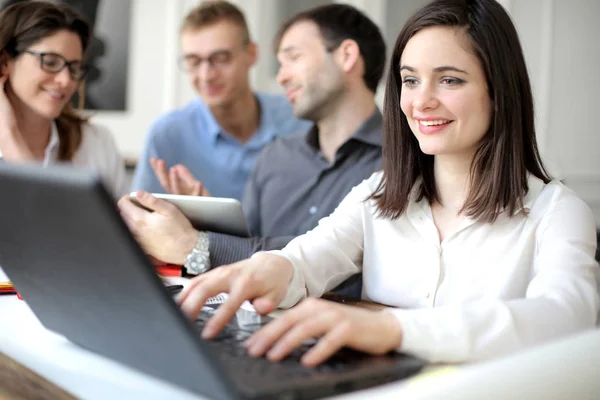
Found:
[177,0,598,365]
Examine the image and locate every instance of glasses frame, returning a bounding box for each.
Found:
[177,44,247,73]
[20,49,89,81]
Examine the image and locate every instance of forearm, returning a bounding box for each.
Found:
[387,291,599,363]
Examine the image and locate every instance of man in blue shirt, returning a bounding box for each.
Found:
[131,1,309,200]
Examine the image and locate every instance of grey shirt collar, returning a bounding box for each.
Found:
[304,108,383,152]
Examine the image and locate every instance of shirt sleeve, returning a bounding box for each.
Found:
[241,145,265,237]
[131,124,166,193]
[208,232,296,267]
[387,189,599,363]
[272,177,375,308]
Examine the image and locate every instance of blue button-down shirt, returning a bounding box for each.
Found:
[131,92,310,200]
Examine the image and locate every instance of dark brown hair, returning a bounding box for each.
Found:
[274,4,386,93]
[180,0,250,44]
[0,0,91,161]
[371,0,551,222]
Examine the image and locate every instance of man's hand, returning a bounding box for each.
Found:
[178,252,294,338]
[118,191,199,264]
[245,298,403,367]
[150,158,211,196]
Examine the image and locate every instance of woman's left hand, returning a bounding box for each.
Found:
[244,298,403,367]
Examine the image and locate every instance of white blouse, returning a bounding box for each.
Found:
[0,121,128,198]
[273,171,599,363]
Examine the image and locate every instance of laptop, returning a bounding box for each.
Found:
[0,164,425,400]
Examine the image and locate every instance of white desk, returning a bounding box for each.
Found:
[2,295,599,400]
[0,296,204,399]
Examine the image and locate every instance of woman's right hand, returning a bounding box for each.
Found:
[0,74,35,162]
[0,74,18,137]
[150,157,211,196]
[178,252,294,338]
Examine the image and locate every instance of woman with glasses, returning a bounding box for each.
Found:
[0,0,127,197]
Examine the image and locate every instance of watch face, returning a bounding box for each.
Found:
[184,249,210,275]
[184,233,210,275]
[186,254,210,275]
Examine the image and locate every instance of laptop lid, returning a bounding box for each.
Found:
[0,164,238,400]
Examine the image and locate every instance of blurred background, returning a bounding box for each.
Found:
[1,0,598,230]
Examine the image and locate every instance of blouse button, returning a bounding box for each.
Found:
[309,206,318,215]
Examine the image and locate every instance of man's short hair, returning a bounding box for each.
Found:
[180,0,250,44]
[274,4,386,93]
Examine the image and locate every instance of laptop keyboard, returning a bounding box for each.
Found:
[194,308,370,379]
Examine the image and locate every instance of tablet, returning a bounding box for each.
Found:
[130,192,250,237]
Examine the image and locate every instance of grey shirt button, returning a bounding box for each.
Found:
[309,206,318,215]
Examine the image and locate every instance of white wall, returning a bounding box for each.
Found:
[88,0,172,159]
[91,0,600,226]
[510,0,600,225]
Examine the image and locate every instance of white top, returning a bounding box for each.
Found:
[0,121,128,198]
[274,171,600,363]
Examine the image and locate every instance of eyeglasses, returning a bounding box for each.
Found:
[21,50,89,81]
[178,49,236,72]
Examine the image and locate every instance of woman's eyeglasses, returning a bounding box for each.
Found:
[21,50,89,81]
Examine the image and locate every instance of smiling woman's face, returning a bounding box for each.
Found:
[7,29,83,120]
[399,26,492,159]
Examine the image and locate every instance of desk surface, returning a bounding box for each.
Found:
[1,295,599,400]
[0,350,77,400]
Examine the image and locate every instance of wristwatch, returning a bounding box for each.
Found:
[183,231,211,275]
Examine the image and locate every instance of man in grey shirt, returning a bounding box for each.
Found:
[118,4,386,297]
[211,110,382,267]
